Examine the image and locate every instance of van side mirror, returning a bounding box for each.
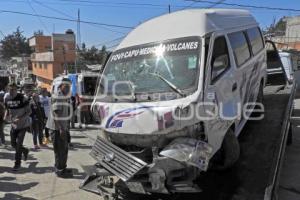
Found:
[212,55,229,81]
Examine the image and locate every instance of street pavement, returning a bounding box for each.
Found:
[0,124,101,200]
[278,125,300,199]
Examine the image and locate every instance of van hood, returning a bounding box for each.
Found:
[94,102,181,135]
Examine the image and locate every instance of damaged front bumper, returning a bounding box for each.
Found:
[80,136,212,197]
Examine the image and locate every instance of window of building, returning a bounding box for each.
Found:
[228,31,251,67]
[43,63,47,69]
[246,27,264,55]
[39,63,42,68]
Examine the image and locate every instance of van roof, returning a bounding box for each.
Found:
[117,9,258,50]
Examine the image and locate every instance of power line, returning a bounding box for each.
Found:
[181,2,198,10]
[206,0,226,8]
[32,0,73,19]
[31,0,127,34]
[0,9,134,29]
[93,36,125,48]
[106,43,119,50]
[186,0,300,12]
[5,0,180,10]
[26,0,50,33]
[53,0,170,7]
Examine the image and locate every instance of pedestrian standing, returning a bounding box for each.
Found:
[46,78,73,178]
[39,88,51,144]
[0,92,6,146]
[76,94,91,128]
[4,82,31,171]
[30,93,46,149]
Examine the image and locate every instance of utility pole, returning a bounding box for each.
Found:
[75,9,81,73]
[63,46,67,74]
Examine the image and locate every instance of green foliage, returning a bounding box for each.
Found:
[0,27,32,60]
[77,43,110,65]
[266,17,287,36]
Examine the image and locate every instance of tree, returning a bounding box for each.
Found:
[266,17,287,36]
[77,44,109,65]
[0,27,32,60]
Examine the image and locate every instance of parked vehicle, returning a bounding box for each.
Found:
[84,9,267,196]
[52,73,100,97]
[51,73,100,123]
[279,51,295,83]
[265,40,289,85]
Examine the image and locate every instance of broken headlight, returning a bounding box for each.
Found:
[159,138,213,171]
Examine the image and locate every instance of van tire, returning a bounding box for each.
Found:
[210,129,240,171]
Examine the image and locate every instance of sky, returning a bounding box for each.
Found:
[0,0,299,50]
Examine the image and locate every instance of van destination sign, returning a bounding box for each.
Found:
[110,39,199,62]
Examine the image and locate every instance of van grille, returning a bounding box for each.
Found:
[90,136,147,181]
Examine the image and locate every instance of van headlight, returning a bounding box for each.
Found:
[159,138,213,171]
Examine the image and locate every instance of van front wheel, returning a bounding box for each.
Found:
[210,129,240,171]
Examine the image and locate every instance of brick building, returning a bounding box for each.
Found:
[29,30,76,91]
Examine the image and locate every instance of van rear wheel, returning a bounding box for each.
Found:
[210,129,240,171]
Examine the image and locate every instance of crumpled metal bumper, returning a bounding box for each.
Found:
[81,136,207,196]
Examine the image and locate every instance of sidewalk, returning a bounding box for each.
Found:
[278,128,300,199]
[0,125,101,200]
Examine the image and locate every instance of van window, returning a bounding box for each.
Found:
[211,36,230,81]
[246,27,264,55]
[228,32,251,67]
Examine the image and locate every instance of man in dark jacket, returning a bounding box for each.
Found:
[4,82,31,171]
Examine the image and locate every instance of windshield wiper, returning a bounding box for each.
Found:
[149,73,185,97]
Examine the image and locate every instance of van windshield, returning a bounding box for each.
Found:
[98,37,201,101]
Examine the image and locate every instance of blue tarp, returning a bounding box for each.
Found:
[68,74,78,96]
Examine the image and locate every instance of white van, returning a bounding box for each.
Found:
[90,9,267,194]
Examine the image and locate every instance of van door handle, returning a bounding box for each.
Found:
[232,83,237,92]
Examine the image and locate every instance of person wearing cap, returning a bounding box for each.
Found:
[46,78,73,178]
[4,82,31,171]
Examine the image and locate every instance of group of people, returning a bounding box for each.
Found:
[0,85,51,149]
[0,79,75,178]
